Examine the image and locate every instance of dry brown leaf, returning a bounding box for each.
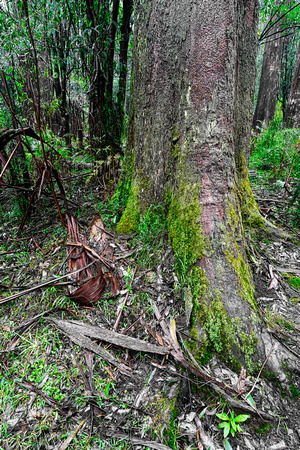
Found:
[67,272,107,306]
[237,367,250,393]
[267,264,279,290]
[156,332,164,346]
[169,318,179,347]
[89,217,106,244]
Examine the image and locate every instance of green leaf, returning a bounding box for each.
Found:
[224,438,233,450]
[216,413,230,421]
[245,393,256,407]
[231,421,237,432]
[234,414,250,423]
[223,422,230,438]
[104,380,111,399]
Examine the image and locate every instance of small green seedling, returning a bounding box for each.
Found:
[216,411,250,438]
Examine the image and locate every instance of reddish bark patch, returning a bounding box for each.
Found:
[246,0,256,28]
[189,4,230,109]
[200,172,225,236]
[198,256,215,287]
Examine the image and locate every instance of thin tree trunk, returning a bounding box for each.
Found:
[117,0,133,114]
[283,39,300,127]
[0,71,31,191]
[107,0,120,101]
[252,12,283,130]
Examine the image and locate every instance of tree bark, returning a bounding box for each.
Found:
[85,0,108,147]
[280,35,298,117]
[107,0,120,101]
[283,39,300,127]
[117,0,293,378]
[117,0,133,114]
[252,11,283,130]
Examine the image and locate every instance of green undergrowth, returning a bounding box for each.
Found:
[131,204,167,268]
[251,115,300,181]
[250,115,300,227]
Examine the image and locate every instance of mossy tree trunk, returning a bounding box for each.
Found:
[117,0,290,377]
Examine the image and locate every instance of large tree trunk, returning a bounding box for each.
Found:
[252,22,283,130]
[284,40,300,127]
[117,0,294,378]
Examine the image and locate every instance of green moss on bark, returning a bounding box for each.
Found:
[239,330,258,373]
[225,197,257,309]
[187,266,209,320]
[116,181,140,233]
[199,297,237,360]
[165,182,207,272]
[238,153,264,227]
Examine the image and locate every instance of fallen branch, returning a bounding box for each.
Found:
[9,377,76,417]
[49,318,169,355]
[48,318,131,376]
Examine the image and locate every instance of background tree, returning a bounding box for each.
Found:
[284,38,300,126]
[279,33,299,116]
[253,2,284,130]
[253,1,300,130]
[0,0,134,141]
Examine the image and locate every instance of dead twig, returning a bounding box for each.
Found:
[0,262,94,305]
[113,266,137,331]
[54,420,86,450]
[66,241,115,269]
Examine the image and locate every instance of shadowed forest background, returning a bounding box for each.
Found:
[0,0,300,449]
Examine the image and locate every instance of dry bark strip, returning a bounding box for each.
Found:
[49,318,169,355]
[195,414,216,450]
[66,241,115,269]
[49,318,131,375]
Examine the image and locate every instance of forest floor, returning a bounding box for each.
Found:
[0,159,300,450]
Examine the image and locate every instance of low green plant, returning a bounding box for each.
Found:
[255,423,271,435]
[216,410,250,438]
[290,384,300,399]
[132,204,166,268]
[251,117,300,182]
[288,276,300,290]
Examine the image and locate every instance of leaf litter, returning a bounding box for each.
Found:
[0,173,300,449]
